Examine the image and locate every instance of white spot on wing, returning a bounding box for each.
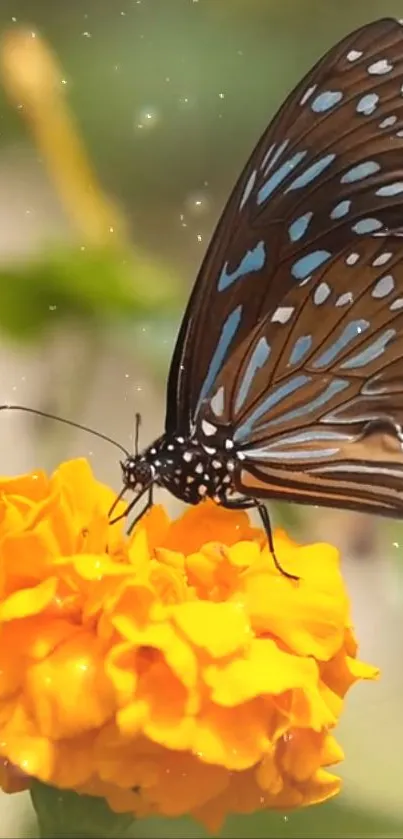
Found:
[346,253,359,265]
[336,292,353,307]
[372,252,392,266]
[390,298,403,310]
[210,386,225,416]
[372,274,395,298]
[314,282,331,305]
[379,115,397,128]
[367,58,393,75]
[299,83,317,105]
[347,49,362,62]
[201,419,217,437]
[271,306,294,324]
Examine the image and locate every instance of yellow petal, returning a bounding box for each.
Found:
[172,601,251,657]
[0,577,57,621]
[204,638,318,705]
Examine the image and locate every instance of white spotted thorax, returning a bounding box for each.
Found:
[121,429,244,506]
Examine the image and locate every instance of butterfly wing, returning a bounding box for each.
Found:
[166,17,403,436]
[198,235,403,517]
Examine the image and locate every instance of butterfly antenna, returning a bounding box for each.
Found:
[134,412,141,456]
[0,404,130,457]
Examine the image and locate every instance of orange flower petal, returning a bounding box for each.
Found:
[25,631,115,739]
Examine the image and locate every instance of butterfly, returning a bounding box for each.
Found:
[108,17,403,574]
[7,18,403,577]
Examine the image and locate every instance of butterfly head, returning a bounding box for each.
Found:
[120,454,156,493]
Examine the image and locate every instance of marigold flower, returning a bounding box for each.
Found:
[0,458,378,833]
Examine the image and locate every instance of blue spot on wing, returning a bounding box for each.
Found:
[260,379,350,428]
[285,153,335,193]
[196,305,243,414]
[330,200,351,220]
[257,151,307,205]
[246,445,340,460]
[288,212,313,242]
[311,90,343,112]
[234,374,311,442]
[288,335,313,366]
[376,182,403,196]
[291,250,331,280]
[353,218,382,234]
[218,241,266,292]
[235,337,271,413]
[312,319,370,368]
[356,93,379,114]
[341,161,380,183]
[340,328,396,369]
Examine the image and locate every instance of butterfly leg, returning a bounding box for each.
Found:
[109,480,154,526]
[255,501,299,581]
[219,494,297,579]
[127,485,154,535]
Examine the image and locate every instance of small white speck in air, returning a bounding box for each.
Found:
[346,49,362,62]
[271,305,294,324]
[183,451,192,462]
[372,252,392,266]
[346,252,359,265]
[367,58,393,75]
[195,463,204,474]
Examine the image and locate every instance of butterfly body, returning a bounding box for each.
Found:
[123,432,246,507]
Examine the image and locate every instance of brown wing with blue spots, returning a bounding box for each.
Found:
[166,18,403,437]
[199,235,403,517]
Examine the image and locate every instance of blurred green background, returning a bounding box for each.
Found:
[0,1,402,837]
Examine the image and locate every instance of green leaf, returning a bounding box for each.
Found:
[31,781,135,839]
[0,244,181,342]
